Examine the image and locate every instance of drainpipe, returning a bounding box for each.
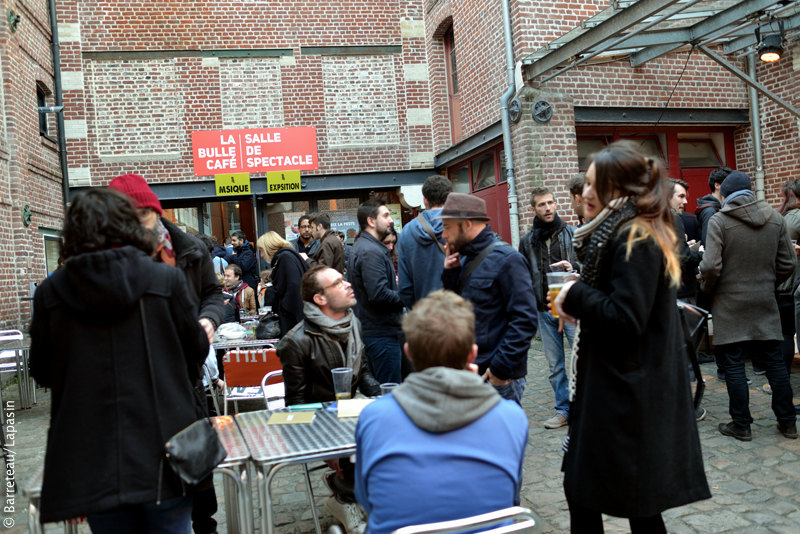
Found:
[48,0,70,207]
[747,53,765,201]
[499,0,520,248]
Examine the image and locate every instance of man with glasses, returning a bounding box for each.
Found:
[293,215,320,256]
[277,265,380,533]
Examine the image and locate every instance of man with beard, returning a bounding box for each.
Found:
[303,213,346,274]
[439,193,537,404]
[293,215,320,256]
[519,187,578,428]
[107,173,223,534]
[216,230,259,290]
[224,264,257,316]
[348,199,405,383]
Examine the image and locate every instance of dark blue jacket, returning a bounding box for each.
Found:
[442,227,538,380]
[348,232,404,337]
[398,209,446,309]
[218,240,259,289]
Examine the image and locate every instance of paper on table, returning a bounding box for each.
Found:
[267,411,316,425]
[337,398,374,418]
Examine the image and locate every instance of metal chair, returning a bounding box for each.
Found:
[260,369,286,410]
[221,342,281,414]
[391,507,542,534]
[0,330,31,423]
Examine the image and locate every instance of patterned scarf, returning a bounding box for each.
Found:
[567,197,638,402]
[153,219,176,266]
[303,302,363,369]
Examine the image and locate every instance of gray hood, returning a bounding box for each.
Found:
[392,367,501,433]
[720,194,771,228]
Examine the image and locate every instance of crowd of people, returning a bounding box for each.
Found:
[28,139,799,534]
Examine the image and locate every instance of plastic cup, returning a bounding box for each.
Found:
[546,271,576,318]
[332,368,353,402]
[380,383,399,396]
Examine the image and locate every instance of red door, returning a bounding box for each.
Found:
[681,168,717,214]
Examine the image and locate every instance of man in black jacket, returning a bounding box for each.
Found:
[440,194,538,405]
[695,166,732,246]
[277,265,379,533]
[519,187,578,428]
[217,230,259,289]
[348,199,405,384]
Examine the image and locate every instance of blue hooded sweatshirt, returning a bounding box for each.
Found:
[398,209,446,309]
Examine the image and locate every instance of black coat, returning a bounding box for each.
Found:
[30,247,210,522]
[562,228,710,517]
[271,247,309,336]
[277,316,380,405]
[218,240,259,289]
[348,232,404,337]
[164,219,223,328]
[674,211,703,299]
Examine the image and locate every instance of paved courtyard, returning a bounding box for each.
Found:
[6,340,800,533]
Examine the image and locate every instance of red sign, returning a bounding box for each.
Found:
[191,127,318,176]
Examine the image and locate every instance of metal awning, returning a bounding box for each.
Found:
[522,0,800,117]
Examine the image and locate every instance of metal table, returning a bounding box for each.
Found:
[0,336,35,413]
[211,416,254,534]
[236,408,359,534]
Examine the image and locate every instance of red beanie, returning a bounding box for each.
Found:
[107,173,163,215]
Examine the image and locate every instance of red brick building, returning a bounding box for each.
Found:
[3,0,800,329]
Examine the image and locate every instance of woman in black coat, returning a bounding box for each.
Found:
[30,189,209,530]
[553,141,709,533]
[257,231,309,336]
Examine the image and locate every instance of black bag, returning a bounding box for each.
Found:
[255,311,281,339]
[677,301,709,410]
[140,301,227,495]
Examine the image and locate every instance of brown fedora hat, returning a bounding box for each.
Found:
[435,193,490,221]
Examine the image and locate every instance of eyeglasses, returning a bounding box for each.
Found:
[319,277,345,293]
[299,225,312,229]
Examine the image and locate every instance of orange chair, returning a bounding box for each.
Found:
[222,345,282,414]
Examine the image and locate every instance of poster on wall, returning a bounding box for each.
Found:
[283,211,306,242]
[328,211,360,241]
[387,204,403,232]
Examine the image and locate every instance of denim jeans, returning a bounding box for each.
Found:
[538,310,575,418]
[717,341,796,430]
[87,495,193,534]
[494,377,527,406]
[363,336,402,385]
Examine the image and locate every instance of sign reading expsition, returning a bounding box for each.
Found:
[192,127,318,176]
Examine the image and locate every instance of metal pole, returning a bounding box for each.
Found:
[48,0,70,207]
[499,0,520,248]
[747,53,765,201]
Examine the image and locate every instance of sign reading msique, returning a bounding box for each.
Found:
[192,127,318,176]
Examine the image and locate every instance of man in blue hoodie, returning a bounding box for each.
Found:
[355,290,528,534]
[398,175,452,309]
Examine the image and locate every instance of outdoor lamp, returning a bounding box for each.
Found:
[756,23,784,63]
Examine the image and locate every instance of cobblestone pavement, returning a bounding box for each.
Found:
[7,341,800,533]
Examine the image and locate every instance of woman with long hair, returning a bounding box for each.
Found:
[777,179,800,375]
[553,141,709,533]
[30,189,209,532]
[381,225,399,274]
[257,231,309,336]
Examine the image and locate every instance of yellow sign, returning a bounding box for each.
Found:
[267,170,302,193]
[215,173,251,196]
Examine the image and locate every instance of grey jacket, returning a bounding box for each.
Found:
[519,224,578,311]
[699,195,796,344]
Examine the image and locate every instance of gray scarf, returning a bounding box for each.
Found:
[302,302,362,369]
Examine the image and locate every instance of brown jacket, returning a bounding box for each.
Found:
[699,195,796,345]
[307,229,345,274]
[235,285,257,315]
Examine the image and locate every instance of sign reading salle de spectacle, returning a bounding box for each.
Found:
[191,127,319,176]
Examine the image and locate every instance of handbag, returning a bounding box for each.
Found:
[677,300,709,410]
[256,311,281,339]
[140,300,227,495]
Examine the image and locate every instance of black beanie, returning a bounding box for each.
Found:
[720,171,752,197]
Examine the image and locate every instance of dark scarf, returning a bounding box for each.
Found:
[573,197,638,289]
[532,214,565,247]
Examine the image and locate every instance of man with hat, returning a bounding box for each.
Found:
[108,173,224,534]
[699,170,797,441]
[439,193,537,404]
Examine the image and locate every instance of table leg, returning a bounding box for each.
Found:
[258,466,270,534]
[241,463,254,534]
[28,496,42,534]
[216,467,251,534]
[13,350,29,410]
[302,463,323,534]
[221,468,240,534]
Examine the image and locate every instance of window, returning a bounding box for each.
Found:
[44,235,60,275]
[37,86,47,136]
[678,140,722,167]
[447,30,458,95]
[576,137,609,170]
[443,28,462,144]
[472,153,496,191]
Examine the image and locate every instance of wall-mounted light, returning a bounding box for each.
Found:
[756,22,784,63]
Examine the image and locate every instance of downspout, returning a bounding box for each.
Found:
[746,53,765,201]
[499,0,519,247]
[48,0,70,207]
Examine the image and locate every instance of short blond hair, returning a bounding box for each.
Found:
[257,231,292,261]
[402,290,475,371]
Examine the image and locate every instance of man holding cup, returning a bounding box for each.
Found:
[519,187,580,429]
[277,265,380,532]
